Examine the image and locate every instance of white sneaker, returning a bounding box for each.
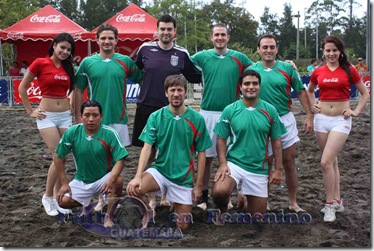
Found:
[323,204,336,222]
[197,202,207,211]
[53,199,72,215]
[42,194,58,216]
[321,200,344,213]
[227,199,234,210]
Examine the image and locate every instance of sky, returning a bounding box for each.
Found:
[243,0,368,27]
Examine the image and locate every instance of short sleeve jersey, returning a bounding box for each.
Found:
[310,65,361,102]
[246,60,305,116]
[213,99,286,175]
[55,124,128,184]
[139,106,212,188]
[75,53,143,125]
[135,42,201,108]
[191,49,254,111]
[28,57,70,98]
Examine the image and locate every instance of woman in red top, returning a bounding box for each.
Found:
[19,33,75,216]
[307,35,369,223]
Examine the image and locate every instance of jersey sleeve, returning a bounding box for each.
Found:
[139,113,157,145]
[74,58,89,91]
[269,108,287,140]
[109,130,129,161]
[55,127,74,158]
[190,51,204,72]
[290,65,305,93]
[28,58,42,77]
[125,58,143,83]
[194,116,213,152]
[134,46,145,70]
[240,53,254,71]
[213,106,232,139]
[182,53,202,83]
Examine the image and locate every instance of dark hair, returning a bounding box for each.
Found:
[157,14,176,28]
[257,34,278,48]
[96,24,118,39]
[310,59,317,64]
[321,35,353,85]
[212,23,230,35]
[241,70,261,85]
[80,100,102,115]
[164,74,187,92]
[21,60,28,66]
[48,32,75,94]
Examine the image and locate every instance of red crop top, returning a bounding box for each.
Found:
[310,65,361,102]
[28,57,70,98]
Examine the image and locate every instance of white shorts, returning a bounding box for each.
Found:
[314,113,352,135]
[66,172,111,207]
[199,109,222,158]
[227,161,268,198]
[145,168,193,205]
[268,112,300,156]
[108,123,131,146]
[36,110,72,129]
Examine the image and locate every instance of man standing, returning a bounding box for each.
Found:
[132,14,200,148]
[246,34,313,212]
[131,14,201,208]
[127,74,212,230]
[212,70,285,225]
[74,24,143,147]
[191,23,254,209]
[55,100,128,227]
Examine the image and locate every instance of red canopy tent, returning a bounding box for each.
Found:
[84,3,158,58]
[0,4,90,73]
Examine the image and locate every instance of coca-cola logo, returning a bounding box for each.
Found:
[7,33,24,39]
[26,82,42,99]
[72,33,82,40]
[116,14,146,23]
[54,75,68,81]
[323,78,339,83]
[30,14,61,23]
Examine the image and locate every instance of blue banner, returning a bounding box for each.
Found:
[0,79,8,104]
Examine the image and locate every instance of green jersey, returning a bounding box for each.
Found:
[246,60,305,116]
[75,53,143,125]
[55,124,128,184]
[139,106,212,188]
[191,49,253,111]
[213,99,286,175]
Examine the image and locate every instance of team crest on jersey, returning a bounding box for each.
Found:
[170,55,179,66]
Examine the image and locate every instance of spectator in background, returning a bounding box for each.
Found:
[354,57,368,73]
[307,59,319,76]
[19,60,29,76]
[9,61,20,76]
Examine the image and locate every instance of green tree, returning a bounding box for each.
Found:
[277,3,296,59]
[258,7,280,36]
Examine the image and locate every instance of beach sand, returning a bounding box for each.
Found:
[0,100,370,247]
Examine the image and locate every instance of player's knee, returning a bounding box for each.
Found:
[176,222,190,231]
[212,189,230,209]
[59,196,76,209]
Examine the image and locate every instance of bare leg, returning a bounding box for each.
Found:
[245,195,267,215]
[173,203,193,230]
[283,144,304,212]
[212,174,236,226]
[104,176,124,228]
[197,157,213,210]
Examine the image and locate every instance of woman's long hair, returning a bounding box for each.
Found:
[321,35,354,85]
[48,33,76,94]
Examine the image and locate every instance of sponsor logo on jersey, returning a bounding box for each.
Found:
[170,55,179,67]
[54,75,68,81]
[322,78,339,83]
